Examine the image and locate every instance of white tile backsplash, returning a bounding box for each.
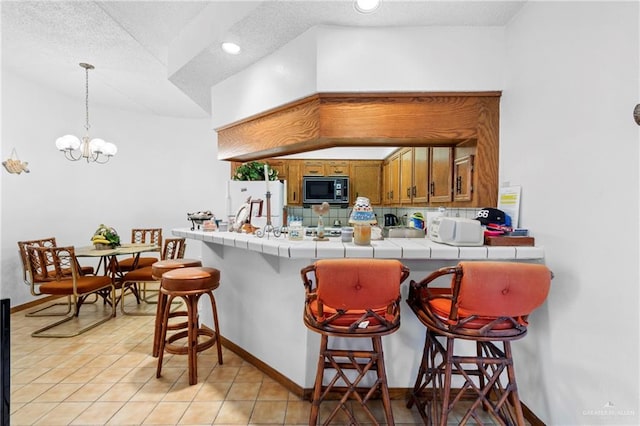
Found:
[287,206,481,227]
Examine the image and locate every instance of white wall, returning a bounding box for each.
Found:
[211,27,319,129]
[502,2,639,423]
[316,25,505,92]
[1,68,229,306]
[211,25,506,128]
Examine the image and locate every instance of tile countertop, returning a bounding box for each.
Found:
[172,228,544,260]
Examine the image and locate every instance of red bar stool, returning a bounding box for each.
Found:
[150,258,202,357]
[301,259,410,425]
[406,261,552,425]
[156,266,223,385]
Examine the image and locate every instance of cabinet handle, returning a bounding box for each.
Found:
[390,190,393,200]
[430,182,435,196]
[407,188,411,197]
[309,170,319,174]
[334,170,343,174]
[293,192,296,201]
[412,186,417,197]
[456,176,462,194]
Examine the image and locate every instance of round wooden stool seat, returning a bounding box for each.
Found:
[156,266,223,385]
[151,259,203,358]
[151,258,202,279]
[160,267,220,292]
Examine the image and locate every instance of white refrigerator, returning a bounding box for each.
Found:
[227,180,285,227]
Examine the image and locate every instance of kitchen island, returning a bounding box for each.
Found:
[173,228,545,395]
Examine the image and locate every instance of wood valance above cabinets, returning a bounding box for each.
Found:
[219,92,500,207]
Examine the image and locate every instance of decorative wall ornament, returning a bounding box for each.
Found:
[2,148,29,174]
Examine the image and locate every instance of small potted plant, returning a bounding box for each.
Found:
[232,161,278,181]
[91,224,121,249]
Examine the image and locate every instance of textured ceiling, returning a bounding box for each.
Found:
[1,1,525,119]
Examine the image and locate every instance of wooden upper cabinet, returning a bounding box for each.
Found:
[266,160,287,180]
[302,161,324,176]
[389,155,400,204]
[398,148,428,205]
[286,161,301,205]
[383,154,400,205]
[412,147,429,203]
[429,147,453,203]
[399,148,413,204]
[454,155,474,202]
[230,161,242,179]
[350,161,382,205]
[326,160,349,176]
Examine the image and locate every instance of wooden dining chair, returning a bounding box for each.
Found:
[24,245,115,337]
[117,228,163,272]
[17,237,95,316]
[119,238,186,315]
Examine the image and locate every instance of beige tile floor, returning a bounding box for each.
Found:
[9,297,504,425]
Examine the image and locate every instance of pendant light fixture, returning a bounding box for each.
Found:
[55,63,117,164]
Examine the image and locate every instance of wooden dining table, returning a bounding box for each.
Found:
[75,243,160,310]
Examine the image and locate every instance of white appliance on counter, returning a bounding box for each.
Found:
[228,180,285,227]
[428,217,484,246]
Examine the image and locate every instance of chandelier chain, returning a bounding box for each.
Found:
[84,65,90,133]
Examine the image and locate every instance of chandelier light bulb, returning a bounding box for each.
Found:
[56,134,81,151]
[89,138,106,154]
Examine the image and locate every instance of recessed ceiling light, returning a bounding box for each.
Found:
[222,42,241,55]
[354,0,380,14]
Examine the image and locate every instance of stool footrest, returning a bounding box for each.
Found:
[165,328,217,355]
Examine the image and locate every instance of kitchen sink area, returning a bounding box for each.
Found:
[382,226,426,238]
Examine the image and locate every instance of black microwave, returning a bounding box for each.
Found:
[303,176,349,206]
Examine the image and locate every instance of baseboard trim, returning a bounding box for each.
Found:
[9,295,64,314]
[522,402,546,426]
[218,334,544,425]
[219,335,305,397]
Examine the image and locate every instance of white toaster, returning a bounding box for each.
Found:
[428,217,484,246]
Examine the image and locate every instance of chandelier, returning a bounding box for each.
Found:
[55,63,117,164]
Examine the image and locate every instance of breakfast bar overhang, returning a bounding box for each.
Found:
[174,228,545,395]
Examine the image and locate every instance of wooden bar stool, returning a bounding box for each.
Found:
[156,266,223,385]
[150,258,202,357]
[406,262,552,425]
[301,259,410,425]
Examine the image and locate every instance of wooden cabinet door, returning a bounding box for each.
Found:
[454,155,474,202]
[412,147,429,203]
[429,147,453,203]
[230,161,242,179]
[388,154,400,205]
[267,160,287,180]
[350,161,382,205]
[326,160,349,176]
[287,161,301,205]
[382,161,391,205]
[302,161,324,176]
[399,148,413,204]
